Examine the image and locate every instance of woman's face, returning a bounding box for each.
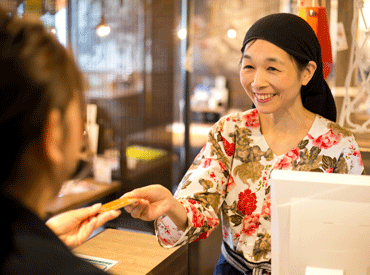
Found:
[240,39,307,115]
[58,95,85,182]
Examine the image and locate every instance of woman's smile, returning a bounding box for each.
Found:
[254,92,277,103]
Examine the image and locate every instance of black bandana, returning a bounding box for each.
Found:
[241,13,337,122]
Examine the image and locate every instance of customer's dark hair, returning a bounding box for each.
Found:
[0,7,86,190]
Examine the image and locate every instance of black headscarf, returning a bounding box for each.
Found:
[241,13,337,122]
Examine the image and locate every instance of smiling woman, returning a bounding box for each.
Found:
[117,13,365,275]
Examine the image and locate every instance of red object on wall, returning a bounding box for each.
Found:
[299,6,333,79]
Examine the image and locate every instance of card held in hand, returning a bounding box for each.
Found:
[99,197,139,212]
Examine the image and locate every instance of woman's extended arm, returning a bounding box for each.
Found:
[124,115,236,247]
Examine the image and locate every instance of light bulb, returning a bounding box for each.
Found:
[96,24,111,37]
[177,28,187,40]
[95,14,110,37]
[227,29,237,39]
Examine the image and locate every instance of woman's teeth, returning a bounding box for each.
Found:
[255,93,276,100]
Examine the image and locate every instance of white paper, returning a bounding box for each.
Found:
[76,253,119,271]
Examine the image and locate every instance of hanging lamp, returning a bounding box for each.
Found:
[95,0,110,37]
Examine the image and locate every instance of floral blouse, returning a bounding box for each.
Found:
[155,109,364,264]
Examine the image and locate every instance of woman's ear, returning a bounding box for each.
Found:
[301,61,317,86]
[43,109,64,165]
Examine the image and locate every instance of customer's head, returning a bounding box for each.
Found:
[0,8,87,201]
[240,13,336,122]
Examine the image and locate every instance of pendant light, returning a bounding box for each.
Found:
[95,0,110,37]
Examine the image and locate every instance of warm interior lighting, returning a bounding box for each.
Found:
[47,26,57,35]
[177,28,187,40]
[95,14,110,37]
[227,28,237,39]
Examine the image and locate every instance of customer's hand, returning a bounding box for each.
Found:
[46,203,121,249]
[123,184,188,231]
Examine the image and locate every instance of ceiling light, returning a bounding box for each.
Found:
[177,28,187,40]
[227,28,237,39]
[95,14,110,37]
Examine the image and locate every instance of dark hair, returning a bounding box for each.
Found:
[290,54,310,73]
[0,8,86,190]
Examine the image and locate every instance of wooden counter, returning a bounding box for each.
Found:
[73,229,188,275]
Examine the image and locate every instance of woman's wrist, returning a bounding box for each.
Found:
[165,197,188,231]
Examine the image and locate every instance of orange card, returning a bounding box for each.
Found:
[99,197,139,213]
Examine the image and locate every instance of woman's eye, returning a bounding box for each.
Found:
[243,65,253,70]
[267,67,279,72]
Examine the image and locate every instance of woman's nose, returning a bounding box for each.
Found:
[251,69,267,89]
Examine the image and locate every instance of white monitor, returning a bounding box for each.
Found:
[270,170,370,275]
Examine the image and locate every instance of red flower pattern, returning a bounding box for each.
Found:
[274,147,300,170]
[237,189,257,216]
[158,235,171,245]
[286,147,300,160]
[206,215,219,228]
[194,231,209,242]
[189,203,205,227]
[274,155,293,170]
[308,129,340,149]
[227,175,236,192]
[218,161,227,171]
[242,214,260,236]
[203,158,212,168]
[358,151,363,167]
[188,199,199,205]
[222,137,235,156]
[243,109,260,128]
[261,196,271,217]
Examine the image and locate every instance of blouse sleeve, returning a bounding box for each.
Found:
[334,134,364,175]
[155,117,235,248]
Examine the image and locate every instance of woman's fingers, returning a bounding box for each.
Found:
[122,184,171,203]
[125,199,150,220]
[124,201,139,213]
[122,185,174,221]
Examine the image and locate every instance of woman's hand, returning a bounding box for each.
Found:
[45,203,121,249]
[123,184,188,231]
